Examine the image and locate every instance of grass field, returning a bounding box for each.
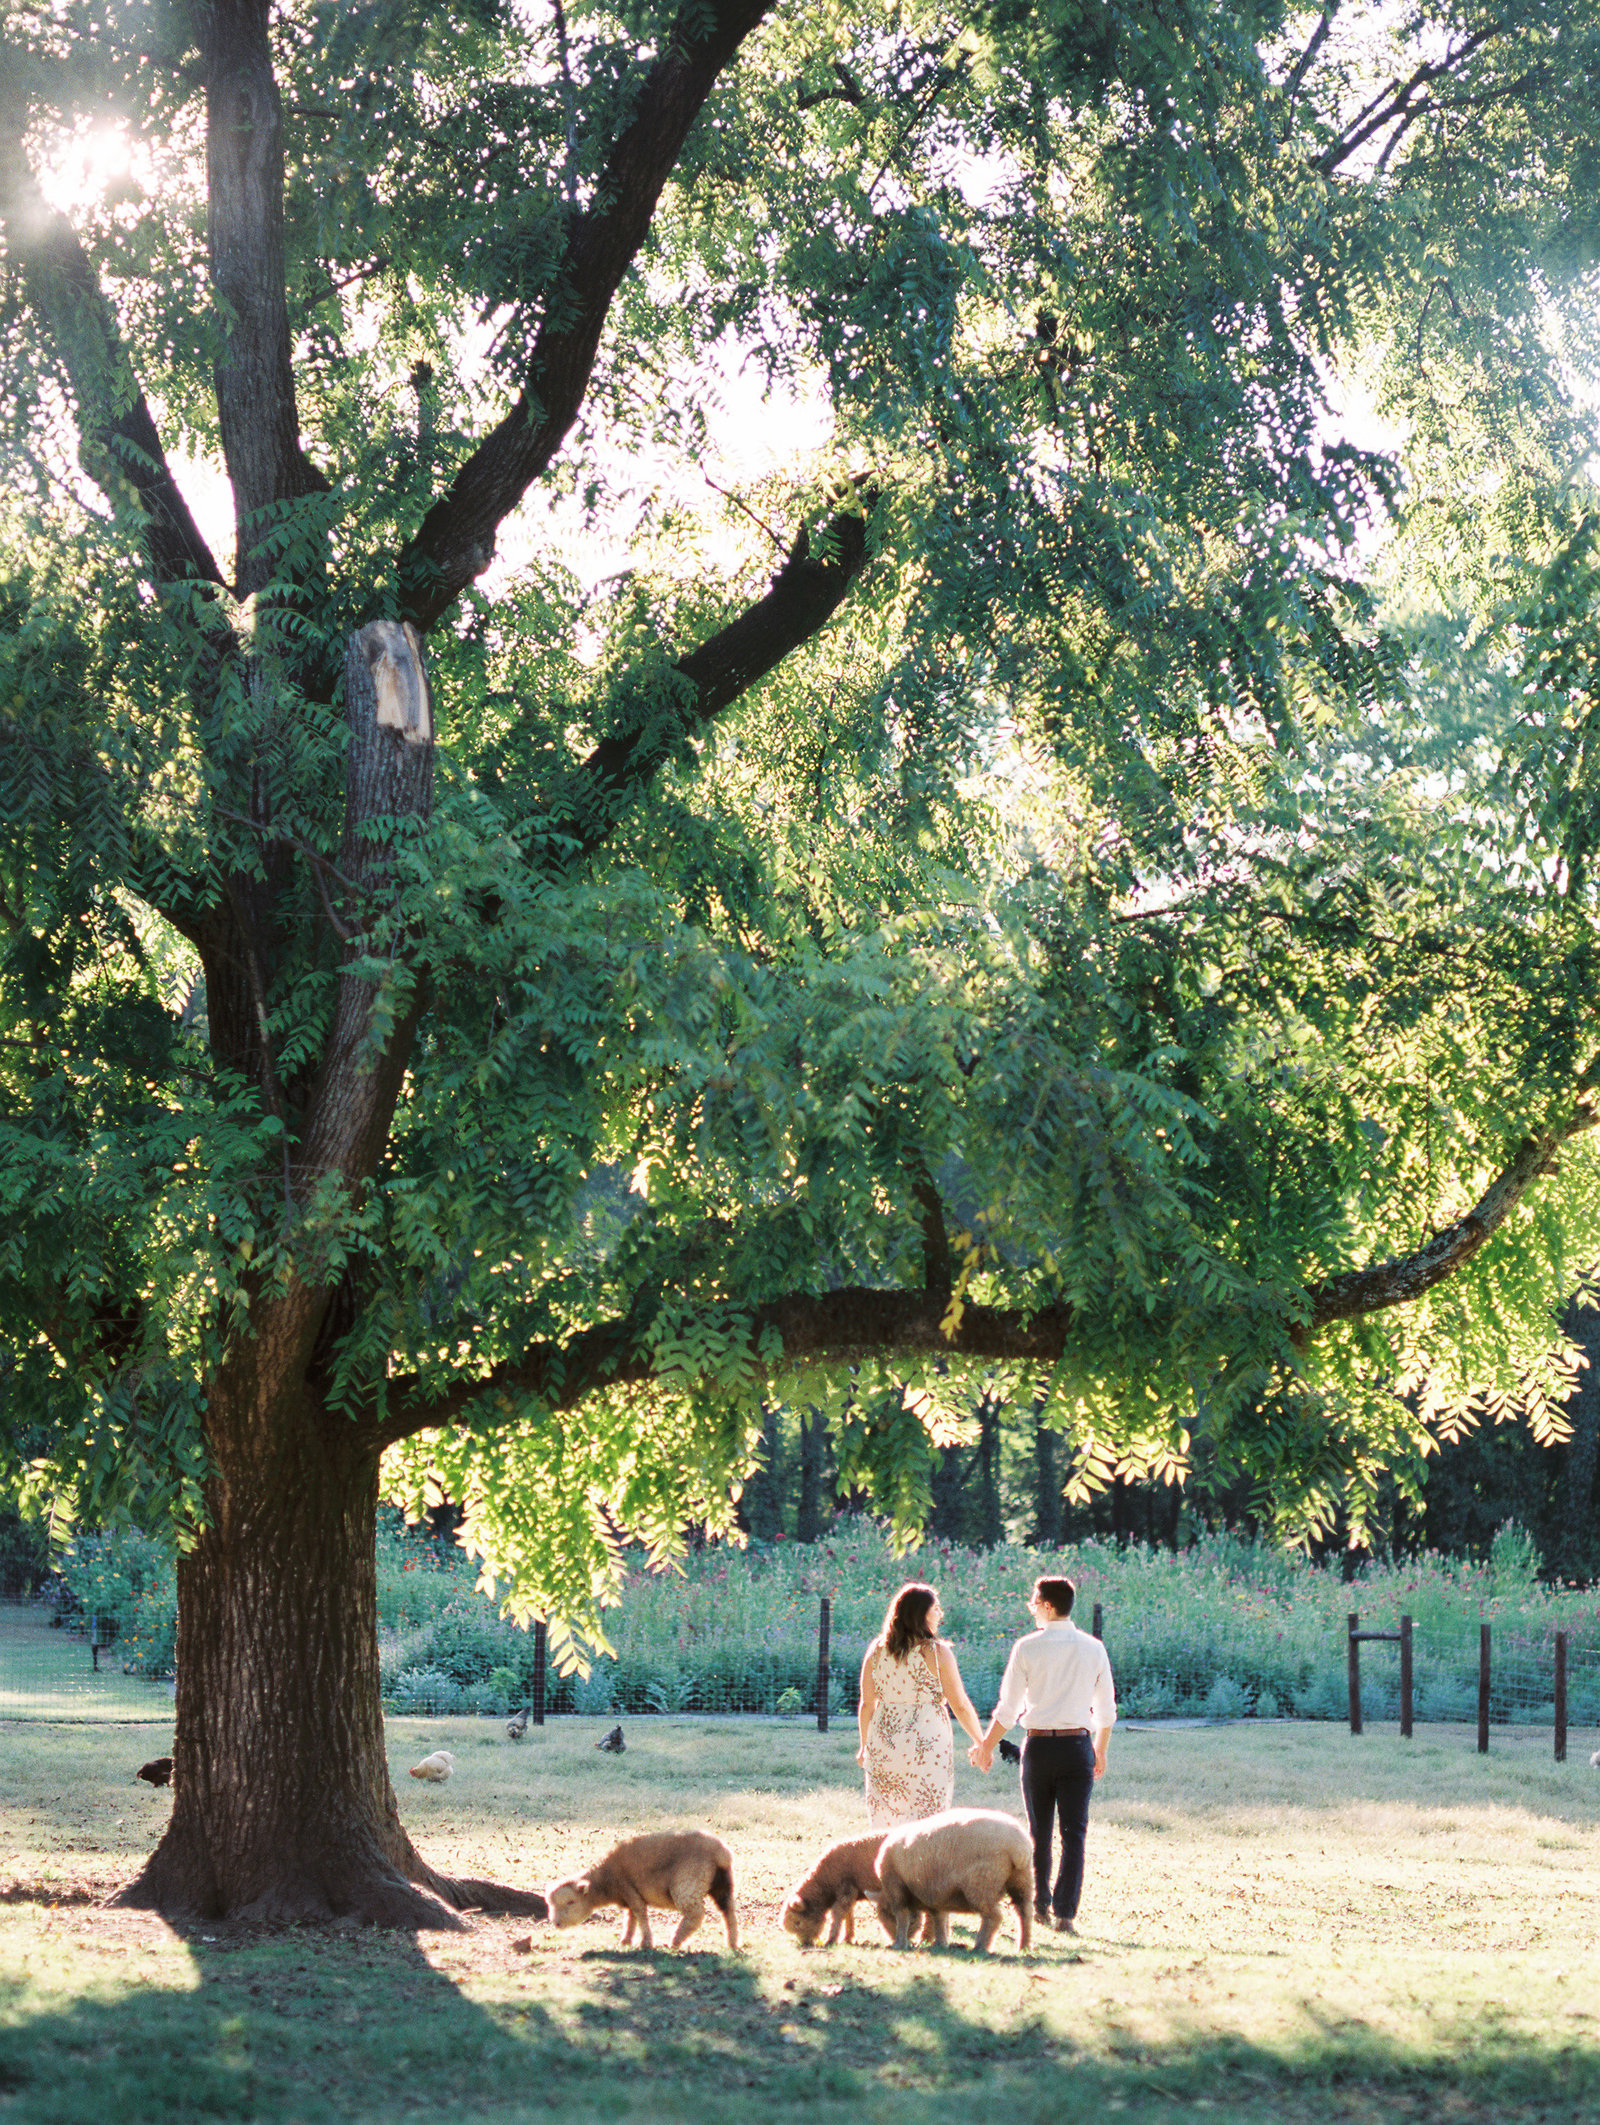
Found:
[2,1715,1599,2123]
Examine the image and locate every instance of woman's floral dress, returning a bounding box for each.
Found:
[863,1641,954,1830]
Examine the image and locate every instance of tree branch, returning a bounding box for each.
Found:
[375,1102,1600,1448]
[1314,21,1504,176]
[0,129,223,588]
[551,501,874,862]
[199,0,328,593]
[374,1287,1077,1448]
[1306,1106,1600,1331]
[397,0,778,632]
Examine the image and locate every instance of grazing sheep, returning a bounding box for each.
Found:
[545,1830,738,1951]
[781,1834,893,1946]
[876,1808,1034,1953]
[135,1756,173,1788]
[408,1749,455,1782]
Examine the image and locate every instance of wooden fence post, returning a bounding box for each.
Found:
[1399,1614,1413,1739]
[816,1596,831,1733]
[1555,1631,1568,1764]
[532,1618,547,1726]
[1092,1602,1103,1641]
[1347,1612,1362,1735]
[1478,1623,1490,1754]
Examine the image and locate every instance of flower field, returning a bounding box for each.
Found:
[54,1515,1600,1727]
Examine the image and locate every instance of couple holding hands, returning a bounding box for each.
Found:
[855,1574,1115,1935]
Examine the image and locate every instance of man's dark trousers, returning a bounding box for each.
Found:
[1019,1731,1096,1920]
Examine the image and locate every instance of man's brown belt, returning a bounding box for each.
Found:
[1026,1726,1089,1736]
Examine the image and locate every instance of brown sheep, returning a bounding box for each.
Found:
[545,1831,738,1951]
[876,1808,1034,1953]
[781,1834,893,1946]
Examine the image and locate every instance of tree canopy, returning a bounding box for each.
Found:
[5,0,1600,1667]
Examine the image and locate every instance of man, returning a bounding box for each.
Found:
[969,1574,1114,1935]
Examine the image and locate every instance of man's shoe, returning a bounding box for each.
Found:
[1053,1916,1077,1935]
[1034,1903,1051,1923]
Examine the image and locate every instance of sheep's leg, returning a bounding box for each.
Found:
[840,1900,855,1945]
[623,1898,652,1949]
[929,1911,949,1948]
[973,1905,1000,1953]
[893,1905,914,1949]
[620,1906,636,1945]
[670,1899,706,1949]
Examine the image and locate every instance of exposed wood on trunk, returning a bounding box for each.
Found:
[296,625,435,1193]
[398,0,778,630]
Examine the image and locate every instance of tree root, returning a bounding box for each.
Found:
[109,1831,547,1928]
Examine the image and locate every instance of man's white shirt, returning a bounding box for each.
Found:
[992,1619,1117,1733]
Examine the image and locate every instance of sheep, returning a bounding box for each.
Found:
[781,1834,894,1946]
[875,1807,1034,1953]
[545,1830,738,1951]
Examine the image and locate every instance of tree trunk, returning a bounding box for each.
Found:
[1032,1406,1063,1547]
[797,1408,826,1543]
[1554,1298,1600,1580]
[975,1392,1003,1548]
[113,1384,544,1927]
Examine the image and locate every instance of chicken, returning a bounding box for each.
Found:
[507,1708,530,1740]
[136,1756,173,1788]
[997,1738,1021,1765]
[597,1724,625,1753]
[408,1749,455,1782]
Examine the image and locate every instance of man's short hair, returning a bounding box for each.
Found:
[1033,1575,1075,1619]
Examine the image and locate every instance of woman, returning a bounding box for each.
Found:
[857,1581,985,1830]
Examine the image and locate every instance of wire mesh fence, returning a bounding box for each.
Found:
[3,1587,1596,1753]
[0,1598,176,1724]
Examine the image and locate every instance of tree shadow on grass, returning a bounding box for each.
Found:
[0,1907,1595,2125]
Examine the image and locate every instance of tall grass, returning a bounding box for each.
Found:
[53,1513,1599,1722]
[367,1515,1600,1724]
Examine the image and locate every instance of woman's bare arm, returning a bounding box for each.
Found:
[857,1644,878,1763]
[934,1641,985,1745]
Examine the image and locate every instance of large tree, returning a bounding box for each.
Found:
[3,0,1600,1923]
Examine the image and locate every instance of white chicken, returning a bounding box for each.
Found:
[408,1749,456,1782]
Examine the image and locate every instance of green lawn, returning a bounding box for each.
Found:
[2,1715,1599,2123]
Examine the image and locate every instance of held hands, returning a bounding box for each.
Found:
[968,1742,994,1773]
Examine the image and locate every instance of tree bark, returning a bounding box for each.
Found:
[797,1408,826,1543]
[975,1391,1003,1548]
[1032,1402,1063,1547]
[1553,1297,1600,1580]
[114,1383,545,1926]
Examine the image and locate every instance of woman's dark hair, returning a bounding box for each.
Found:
[882,1582,938,1660]
[1033,1575,1075,1619]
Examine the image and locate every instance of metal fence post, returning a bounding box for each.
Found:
[1478,1623,1490,1754]
[1555,1631,1568,1764]
[532,1618,547,1726]
[1399,1614,1413,1739]
[1347,1612,1362,1735]
[1092,1602,1103,1641]
[815,1596,831,1733]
